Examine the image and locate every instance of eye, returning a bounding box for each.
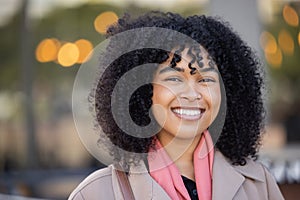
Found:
[199,78,215,83]
[164,77,182,82]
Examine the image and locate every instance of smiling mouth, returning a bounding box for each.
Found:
[171,107,205,121]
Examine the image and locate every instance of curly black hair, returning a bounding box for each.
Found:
[93,11,265,168]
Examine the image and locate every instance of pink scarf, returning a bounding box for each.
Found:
[148,130,214,200]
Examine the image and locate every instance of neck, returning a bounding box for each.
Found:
[157,134,202,181]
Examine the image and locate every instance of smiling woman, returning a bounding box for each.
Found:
[69,11,284,200]
[152,46,221,145]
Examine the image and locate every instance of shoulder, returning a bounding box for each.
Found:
[234,157,268,182]
[235,158,284,199]
[68,165,114,200]
[214,151,284,199]
[215,150,273,182]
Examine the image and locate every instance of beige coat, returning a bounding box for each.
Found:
[68,151,284,200]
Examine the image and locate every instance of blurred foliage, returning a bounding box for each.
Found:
[0,12,20,90]
[0,3,144,91]
[266,4,300,82]
[261,2,300,123]
[0,1,206,175]
[0,2,205,91]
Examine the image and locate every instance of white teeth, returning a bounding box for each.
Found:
[172,109,201,116]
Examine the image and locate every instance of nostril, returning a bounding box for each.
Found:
[180,91,202,101]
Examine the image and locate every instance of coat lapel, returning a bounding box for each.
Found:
[111,165,126,199]
[112,162,171,200]
[212,151,265,200]
[212,151,245,200]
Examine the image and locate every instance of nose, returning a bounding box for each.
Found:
[180,83,201,101]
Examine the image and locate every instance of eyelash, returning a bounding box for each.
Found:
[164,77,215,83]
[165,77,182,82]
[199,78,215,83]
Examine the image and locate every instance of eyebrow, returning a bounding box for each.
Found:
[158,66,184,74]
[199,67,218,73]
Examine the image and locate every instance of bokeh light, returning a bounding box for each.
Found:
[57,43,79,67]
[74,39,93,63]
[278,29,294,55]
[36,38,60,63]
[94,11,118,34]
[265,47,283,68]
[260,31,278,54]
[282,5,299,27]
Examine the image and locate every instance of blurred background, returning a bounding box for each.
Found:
[0,0,299,199]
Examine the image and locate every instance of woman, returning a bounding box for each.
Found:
[69,12,284,200]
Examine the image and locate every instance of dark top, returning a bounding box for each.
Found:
[182,176,198,200]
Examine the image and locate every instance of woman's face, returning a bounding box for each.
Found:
[151,46,221,143]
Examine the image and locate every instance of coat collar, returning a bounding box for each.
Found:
[111,151,265,200]
[111,162,171,200]
[212,151,265,200]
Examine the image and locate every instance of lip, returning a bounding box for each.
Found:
[171,107,205,121]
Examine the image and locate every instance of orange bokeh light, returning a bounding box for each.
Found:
[36,38,60,62]
[260,31,278,54]
[278,29,294,55]
[265,48,283,68]
[75,39,93,63]
[94,11,118,34]
[283,5,299,27]
[57,43,79,67]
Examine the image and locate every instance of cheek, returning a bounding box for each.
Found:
[204,85,221,116]
[152,84,175,106]
[211,87,222,118]
[151,85,175,124]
